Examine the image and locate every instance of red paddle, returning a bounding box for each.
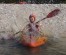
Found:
[14,9,60,36]
[36,9,60,23]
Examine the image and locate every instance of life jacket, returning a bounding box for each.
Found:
[28,22,39,32]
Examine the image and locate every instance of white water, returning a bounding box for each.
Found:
[0,4,66,40]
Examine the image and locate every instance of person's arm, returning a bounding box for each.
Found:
[36,23,39,31]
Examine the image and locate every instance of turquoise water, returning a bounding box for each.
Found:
[0,37,66,55]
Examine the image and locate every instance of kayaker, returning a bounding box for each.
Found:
[28,14,40,42]
[29,14,39,31]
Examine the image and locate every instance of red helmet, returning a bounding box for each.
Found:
[29,14,36,20]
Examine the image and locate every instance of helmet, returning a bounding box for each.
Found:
[29,14,36,20]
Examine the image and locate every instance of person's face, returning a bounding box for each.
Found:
[29,17,35,23]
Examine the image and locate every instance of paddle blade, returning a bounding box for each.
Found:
[46,9,60,18]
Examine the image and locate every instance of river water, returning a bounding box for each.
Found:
[0,37,66,55]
